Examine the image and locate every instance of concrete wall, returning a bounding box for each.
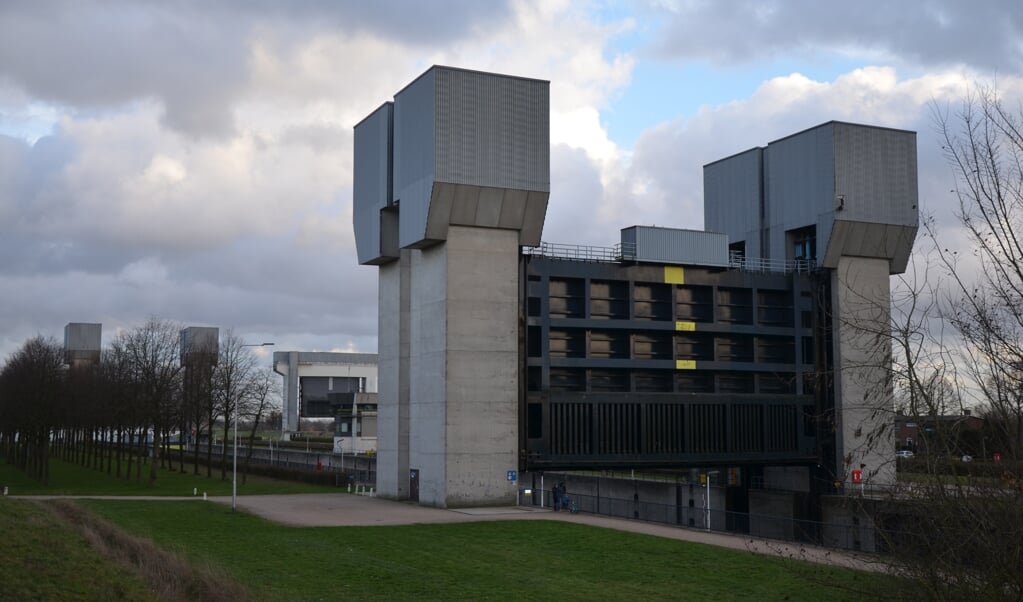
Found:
[749,490,796,540]
[443,226,519,506]
[821,496,879,552]
[405,226,519,507]
[408,240,449,505]
[376,256,405,498]
[832,256,896,487]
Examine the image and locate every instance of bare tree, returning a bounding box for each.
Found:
[840,87,1023,600]
[935,85,1023,458]
[118,318,184,487]
[213,331,258,480]
[0,336,65,483]
[241,366,280,484]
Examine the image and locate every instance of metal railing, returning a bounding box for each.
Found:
[532,486,888,553]
[523,241,636,263]
[728,254,816,274]
[524,242,816,274]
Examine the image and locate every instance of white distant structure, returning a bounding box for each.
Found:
[272,352,378,448]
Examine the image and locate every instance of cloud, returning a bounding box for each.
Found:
[643,0,1023,73]
[4,0,1021,370]
[0,0,635,361]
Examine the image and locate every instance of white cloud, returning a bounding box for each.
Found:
[2,0,1022,367]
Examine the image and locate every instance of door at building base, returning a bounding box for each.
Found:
[409,469,419,502]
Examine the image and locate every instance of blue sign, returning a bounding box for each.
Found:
[507,470,517,481]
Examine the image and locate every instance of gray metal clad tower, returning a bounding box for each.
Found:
[704,121,919,487]
[179,327,219,364]
[354,66,550,507]
[64,323,101,369]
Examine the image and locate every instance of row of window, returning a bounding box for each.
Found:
[528,327,815,365]
[527,366,811,395]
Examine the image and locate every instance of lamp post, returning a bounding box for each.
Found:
[234,342,274,512]
[704,470,720,532]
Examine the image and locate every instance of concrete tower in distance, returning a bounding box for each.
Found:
[705,122,919,487]
[180,326,219,448]
[64,323,101,370]
[354,66,549,507]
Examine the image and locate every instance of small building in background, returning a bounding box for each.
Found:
[272,351,378,450]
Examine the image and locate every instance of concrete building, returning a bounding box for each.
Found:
[354,66,916,514]
[272,351,378,441]
[354,66,548,506]
[705,122,917,487]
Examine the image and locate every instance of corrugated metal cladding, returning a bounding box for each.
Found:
[622,226,729,266]
[764,123,835,262]
[394,68,437,249]
[832,123,917,227]
[433,68,550,192]
[179,326,219,356]
[703,147,762,250]
[353,102,393,265]
[64,323,101,351]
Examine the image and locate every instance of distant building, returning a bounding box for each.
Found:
[272,351,378,448]
[64,322,101,369]
[895,413,986,456]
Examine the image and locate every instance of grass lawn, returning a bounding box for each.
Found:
[82,499,900,601]
[0,497,158,601]
[0,457,340,496]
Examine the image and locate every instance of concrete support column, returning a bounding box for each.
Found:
[377,251,411,498]
[832,256,895,487]
[407,226,520,507]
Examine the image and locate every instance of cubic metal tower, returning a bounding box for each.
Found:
[354,66,549,506]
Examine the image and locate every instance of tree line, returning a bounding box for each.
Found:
[0,318,279,486]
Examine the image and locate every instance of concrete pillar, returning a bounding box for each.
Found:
[832,256,896,487]
[376,251,411,499]
[407,226,520,507]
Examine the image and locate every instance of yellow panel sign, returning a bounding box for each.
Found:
[675,321,696,331]
[663,266,685,284]
[676,359,696,370]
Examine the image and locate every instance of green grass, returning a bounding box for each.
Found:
[0,457,340,496]
[0,497,157,601]
[82,499,899,601]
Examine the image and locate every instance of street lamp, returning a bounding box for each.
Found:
[704,470,720,532]
[234,342,274,512]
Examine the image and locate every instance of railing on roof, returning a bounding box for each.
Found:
[523,242,816,273]
[728,253,816,274]
[523,241,637,263]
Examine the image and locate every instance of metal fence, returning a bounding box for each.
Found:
[524,241,637,263]
[204,444,377,486]
[530,486,882,553]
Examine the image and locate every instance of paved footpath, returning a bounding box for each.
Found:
[12,492,886,573]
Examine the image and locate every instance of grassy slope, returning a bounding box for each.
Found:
[84,500,898,601]
[0,497,157,601]
[0,457,339,496]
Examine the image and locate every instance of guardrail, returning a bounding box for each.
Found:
[524,242,816,274]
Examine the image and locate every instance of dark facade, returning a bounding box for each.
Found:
[521,252,832,474]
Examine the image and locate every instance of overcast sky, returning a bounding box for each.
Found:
[2,0,1022,363]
